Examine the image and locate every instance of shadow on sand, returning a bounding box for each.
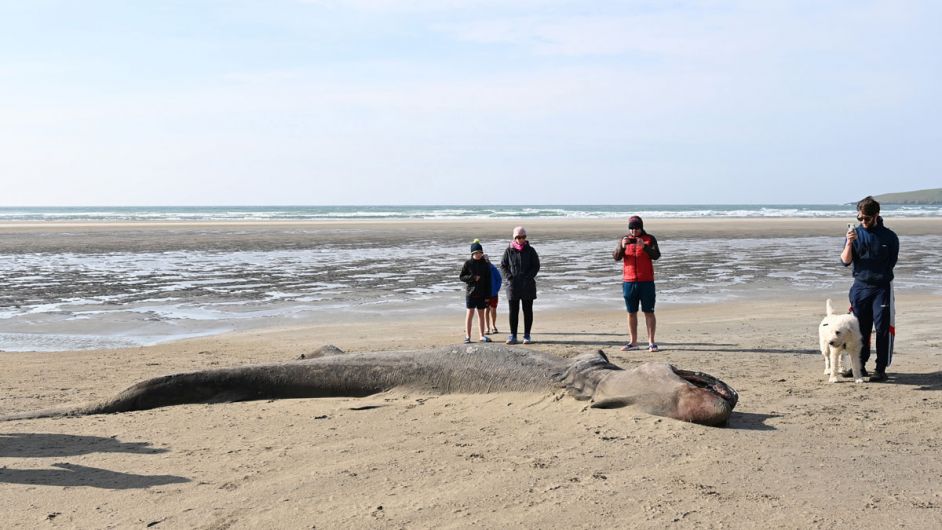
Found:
[0,433,188,489]
[0,433,169,458]
[525,340,818,356]
[482,327,819,355]
[725,412,780,431]
[879,371,942,390]
[0,462,189,489]
[665,342,819,355]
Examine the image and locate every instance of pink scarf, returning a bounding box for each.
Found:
[512,240,527,251]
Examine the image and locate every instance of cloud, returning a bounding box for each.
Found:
[2,1,939,204]
[298,0,573,12]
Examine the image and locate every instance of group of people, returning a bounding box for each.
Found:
[459,227,540,345]
[460,220,659,350]
[460,195,899,382]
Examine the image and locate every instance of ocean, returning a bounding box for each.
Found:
[1,205,939,352]
[1,204,941,222]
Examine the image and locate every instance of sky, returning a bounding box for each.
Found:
[2,0,940,206]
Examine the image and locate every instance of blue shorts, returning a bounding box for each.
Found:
[623,281,655,313]
[466,296,487,310]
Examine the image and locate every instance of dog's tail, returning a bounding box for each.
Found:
[826,298,835,316]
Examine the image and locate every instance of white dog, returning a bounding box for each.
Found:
[819,299,864,383]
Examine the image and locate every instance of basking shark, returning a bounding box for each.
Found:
[1,345,738,426]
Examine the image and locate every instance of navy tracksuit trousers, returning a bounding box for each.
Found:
[849,281,893,373]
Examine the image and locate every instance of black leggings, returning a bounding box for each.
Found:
[508,299,534,336]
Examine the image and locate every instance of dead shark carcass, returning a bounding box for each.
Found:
[1,345,739,426]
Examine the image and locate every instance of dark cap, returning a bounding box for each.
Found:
[628,216,643,230]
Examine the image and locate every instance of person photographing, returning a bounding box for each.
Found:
[840,196,899,382]
[613,215,661,352]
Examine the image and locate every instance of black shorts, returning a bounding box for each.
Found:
[466,296,487,309]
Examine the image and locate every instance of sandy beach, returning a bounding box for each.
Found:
[2,218,941,528]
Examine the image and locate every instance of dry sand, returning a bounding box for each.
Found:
[2,219,941,528]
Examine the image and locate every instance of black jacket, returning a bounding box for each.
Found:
[460,258,491,298]
[500,244,540,300]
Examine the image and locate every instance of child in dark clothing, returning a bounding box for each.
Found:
[459,239,492,343]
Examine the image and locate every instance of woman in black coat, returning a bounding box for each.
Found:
[499,226,540,344]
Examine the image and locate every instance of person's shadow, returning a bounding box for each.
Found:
[0,433,189,489]
[515,339,820,355]
[879,371,942,390]
[0,432,168,458]
[666,342,819,355]
[0,462,188,489]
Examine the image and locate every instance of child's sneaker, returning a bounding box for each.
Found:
[480,336,492,343]
[522,335,532,344]
[464,337,471,344]
[506,335,518,345]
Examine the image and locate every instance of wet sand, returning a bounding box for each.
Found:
[1,218,941,528]
[2,216,941,252]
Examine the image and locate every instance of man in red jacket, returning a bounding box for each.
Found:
[612,215,661,352]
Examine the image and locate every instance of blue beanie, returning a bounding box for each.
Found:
[470,239,483,254]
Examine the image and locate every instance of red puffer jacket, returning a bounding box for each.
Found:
[612,233,661,282]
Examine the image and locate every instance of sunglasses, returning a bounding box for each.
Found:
[514,235,527,240]
[856,215,873,222]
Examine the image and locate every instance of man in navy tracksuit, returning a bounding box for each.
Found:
[840,196,899,382]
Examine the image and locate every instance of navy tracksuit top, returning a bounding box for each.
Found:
[844,221,899,286]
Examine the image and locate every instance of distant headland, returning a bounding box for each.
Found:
[871,188,942,205]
